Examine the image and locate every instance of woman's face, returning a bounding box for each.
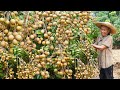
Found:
[100,26,110,37]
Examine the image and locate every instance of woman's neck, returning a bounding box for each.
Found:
[102,34,110,37]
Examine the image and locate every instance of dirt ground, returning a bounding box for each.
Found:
[112,49,120,79]
[92,49,120,79]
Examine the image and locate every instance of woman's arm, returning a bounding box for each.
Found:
[91,44,107,51]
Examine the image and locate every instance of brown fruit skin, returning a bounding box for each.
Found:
[20,42,25,46]
[46,41,50,45]
[1,41,6,47]
[0,37,3,41]
[50,45,54,50]
[15,35,22,41]
[30,35,35,39]
[4,37,8,41]
[44,34,48,38]
[0,18,5,22]
[8,35,14,41]
[13,32,18,36]
[0,33,2,37]
[10,19,16,24]
[4,29,9,34]
[35,55,39,59]
[13,39,18,45]
[18,20,23,25]
[16,26,22,31]
[50,37,54,41]
[42,41,46,45]
[46,17,51,22]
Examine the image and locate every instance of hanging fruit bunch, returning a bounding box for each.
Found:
[0,11,97,79]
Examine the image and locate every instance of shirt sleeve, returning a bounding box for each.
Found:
[102,36,113,48]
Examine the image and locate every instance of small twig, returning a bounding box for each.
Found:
[6,11,10,20]
[5,57,9,79]
[24,11,30,27]
[42,17,47,33]
[4,11,7,18]
[76,58,85,66]
[23,11,30,40]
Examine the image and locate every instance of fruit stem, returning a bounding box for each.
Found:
[42,17,47,33]
[77,58,85,66]
[6,11,10,20]
[24,11,30,27]
[5,61,9,79]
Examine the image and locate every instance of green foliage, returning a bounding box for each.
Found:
[68,30,97,65]
[34,74,43,79]
[0,63,5,79]
[87,20,100,40]
[13,46,30,63]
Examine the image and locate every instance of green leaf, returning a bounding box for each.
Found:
[34,74,43,79]
[55,74,62,79]
[0,70,3,73]
[13,47,30,63]
[36,30,42,34]
[0,64,3,68]
[0,73,4,78]
[19,15,24,20]
[37,35,42,38]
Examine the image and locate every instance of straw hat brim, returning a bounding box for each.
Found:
[94,22,117,34]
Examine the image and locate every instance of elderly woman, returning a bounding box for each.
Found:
[92,22,116,79]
